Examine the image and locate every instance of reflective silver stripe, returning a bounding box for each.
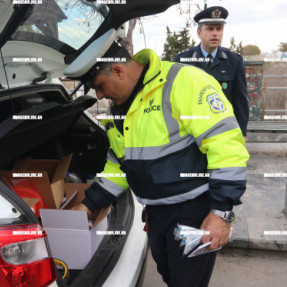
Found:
[199,18,225,23]
[126,63,195,160]
[209,167,247,181]
[107,149,119,164]
[95,177,124,197]
[136,183,209,205]
[125,135,194,160]
[195,116,239,147]
[162,63,185,143]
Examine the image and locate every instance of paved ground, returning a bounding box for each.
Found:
[142,248,166,287]
[230,142,287,250]
[142,247,287,287]
[210,248,287,287]
[142,142,287,287]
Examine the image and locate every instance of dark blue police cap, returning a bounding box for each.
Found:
[194,6,228,24]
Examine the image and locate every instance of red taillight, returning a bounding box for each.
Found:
[0,224,57,287]
[0,258,56,287]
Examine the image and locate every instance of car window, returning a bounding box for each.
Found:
[11,0,109,52]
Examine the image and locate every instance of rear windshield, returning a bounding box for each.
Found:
[11,0,109,53]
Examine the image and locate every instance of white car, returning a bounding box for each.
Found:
[0,1,179,286]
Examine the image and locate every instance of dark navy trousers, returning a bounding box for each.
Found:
[147,192,217,287]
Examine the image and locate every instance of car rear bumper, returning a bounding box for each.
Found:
[102,194,148,287]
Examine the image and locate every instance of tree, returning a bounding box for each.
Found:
[237,42,243,55]
[230,36,243,55]
[119,19,137,55]
[176,0,201,28]
[121,1,200,56]
[279,42,287,53]
[242,45,261,56]
[162,27,195,61]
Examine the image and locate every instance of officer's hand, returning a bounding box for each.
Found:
[70,203,93,219]
[200,213,231,250]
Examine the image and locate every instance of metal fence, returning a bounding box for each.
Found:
[262,75,287,120]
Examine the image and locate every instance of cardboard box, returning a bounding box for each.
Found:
[40,183,110,270]
[1,154,72,209]
[1,160,110,270]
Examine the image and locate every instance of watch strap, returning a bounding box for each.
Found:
[210,209,235,223]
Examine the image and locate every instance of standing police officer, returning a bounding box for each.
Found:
[174,6,249,137]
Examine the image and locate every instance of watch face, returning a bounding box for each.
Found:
[227,211,235,223]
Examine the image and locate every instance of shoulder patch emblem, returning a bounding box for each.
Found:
[206,93,227,113]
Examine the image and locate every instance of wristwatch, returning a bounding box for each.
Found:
[210,209,235,223]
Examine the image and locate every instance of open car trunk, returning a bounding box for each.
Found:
[0,85,135,286]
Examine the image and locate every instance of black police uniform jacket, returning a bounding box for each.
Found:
[174,44,249,136]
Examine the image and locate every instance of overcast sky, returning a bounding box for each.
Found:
[133,0,287,56]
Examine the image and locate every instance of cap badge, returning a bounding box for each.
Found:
[211,9,221,18]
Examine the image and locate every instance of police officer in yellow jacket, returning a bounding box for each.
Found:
[71,43,249,287]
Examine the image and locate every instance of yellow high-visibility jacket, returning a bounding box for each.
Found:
[83,49,249,212]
